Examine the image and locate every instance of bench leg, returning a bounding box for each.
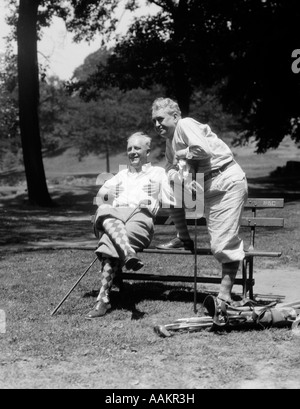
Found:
[242,258,248,299]
[242,258,255,300]
[248,257,254,300]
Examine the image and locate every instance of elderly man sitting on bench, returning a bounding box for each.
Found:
[86,132,171,319]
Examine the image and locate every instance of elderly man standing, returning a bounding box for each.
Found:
[86,131,170,319]
[151,98,248,305]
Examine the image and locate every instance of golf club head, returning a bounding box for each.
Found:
[153,325,172,338]
[292,317,300,336]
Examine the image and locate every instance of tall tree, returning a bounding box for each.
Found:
[17,0,53,206]
[6,0,121,206]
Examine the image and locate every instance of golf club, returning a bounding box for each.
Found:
[51,256,98,316]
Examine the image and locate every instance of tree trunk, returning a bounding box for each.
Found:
[172,58,192,116]
[17,0,53,206]
[171,0,192,116]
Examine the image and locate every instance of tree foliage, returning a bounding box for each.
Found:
[39,76,71,152]
[2,0,129,205]
[219,0,300,152]
[0,50,21,169]
[2,0,300,210]
[67,86,165,169]
[72,0,300,153]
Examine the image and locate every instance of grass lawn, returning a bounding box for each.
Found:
[1,249,300,389]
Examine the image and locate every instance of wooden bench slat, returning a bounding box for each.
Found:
[245,250,282,257]
[241,217,284,227]
[156,198,284,219]
[141,248,212,255]
[141,248,282,257]
[120,272,254,286]
[155,216,284,227]
[244,198,284,208]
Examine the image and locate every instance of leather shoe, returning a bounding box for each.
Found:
[124,252,144,271]
[156,237,194,252]
[85,301,111,319]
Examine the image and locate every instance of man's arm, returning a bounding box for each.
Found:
[96,175,124,205]
[165,138,179,181]
[175,118,212,160]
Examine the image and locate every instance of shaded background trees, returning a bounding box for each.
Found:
[1,0,300,206]
[0,51,20,170]
[74,0,300,152]
[2,0,123,206]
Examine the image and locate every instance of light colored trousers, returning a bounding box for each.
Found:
[170,162,248,264]
[204,163,248,263]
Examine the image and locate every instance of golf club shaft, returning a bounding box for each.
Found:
[51,256,98,316]
[194,216,197,313]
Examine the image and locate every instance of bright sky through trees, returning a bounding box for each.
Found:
[0,0,159,80]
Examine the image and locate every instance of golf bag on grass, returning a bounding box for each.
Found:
[154,296,300,337]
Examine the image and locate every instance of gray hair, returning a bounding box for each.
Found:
[151,97,182,117]
[127,131,152,149]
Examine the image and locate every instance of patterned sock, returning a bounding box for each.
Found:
[170,208,191,241]
[102,217,135,259]
[96,258,116,304]
[218,261,240,302]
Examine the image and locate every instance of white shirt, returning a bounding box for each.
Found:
[96,163,169,216]
[165,117,234,177]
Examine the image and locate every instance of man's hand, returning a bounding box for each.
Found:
[106,181,125,200]
[175,149,187,160]
[142,179,160,196]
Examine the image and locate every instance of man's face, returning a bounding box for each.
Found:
[152,108,179,140]
[127,136,150,170]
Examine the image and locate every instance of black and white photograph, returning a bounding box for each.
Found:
[1,0,300,391]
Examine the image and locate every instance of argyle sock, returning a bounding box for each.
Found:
[217,261,240,302]
[170,208,191,241]
[96,258,118,304]
[102,217,135,259]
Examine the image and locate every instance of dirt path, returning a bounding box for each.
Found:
[252,267,300,303]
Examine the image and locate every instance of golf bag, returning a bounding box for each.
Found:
[154,296,300,337]
[203,295,300,331]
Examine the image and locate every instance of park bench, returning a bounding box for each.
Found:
[51,197,285,316]
[120,198,285,301]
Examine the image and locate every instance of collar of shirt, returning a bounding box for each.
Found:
[128,162,152,174]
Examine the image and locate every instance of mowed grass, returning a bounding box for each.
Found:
[1,137,300,388]
[1,240,300,389]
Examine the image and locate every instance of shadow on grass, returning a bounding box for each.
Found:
[247,175,300,203]
[83,281,221,320]
[82,281,281,332]
[0,183,98,249]
[1,170,300,254]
